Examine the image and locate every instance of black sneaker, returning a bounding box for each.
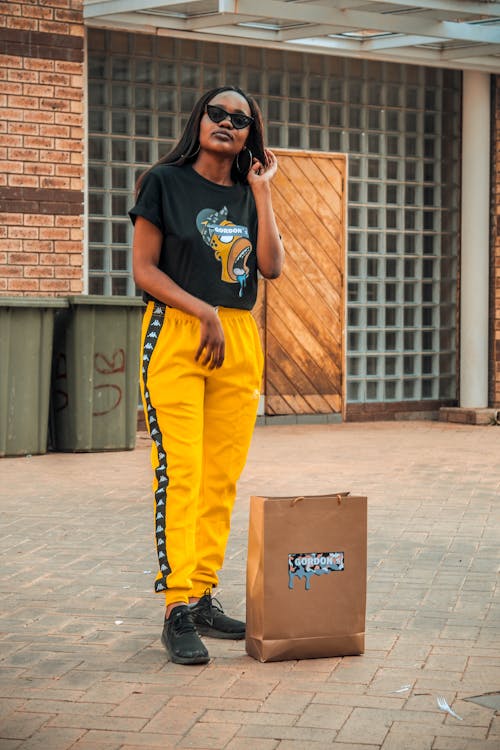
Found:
[190,590,245,640]
[161,605,210,665]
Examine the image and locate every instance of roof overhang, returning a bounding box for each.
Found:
[83,0,500,73]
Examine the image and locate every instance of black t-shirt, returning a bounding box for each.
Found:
[129,164,259,310]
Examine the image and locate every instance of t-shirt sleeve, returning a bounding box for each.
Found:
[128,170,165,233]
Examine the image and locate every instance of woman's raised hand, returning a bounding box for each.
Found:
[247,148,278,187]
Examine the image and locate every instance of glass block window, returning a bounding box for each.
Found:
[88,30,460,402]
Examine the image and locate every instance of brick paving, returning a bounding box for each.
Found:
[0,421,499,749]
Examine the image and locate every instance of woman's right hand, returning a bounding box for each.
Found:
[195,305,225,369]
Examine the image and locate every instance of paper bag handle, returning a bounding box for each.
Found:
[290,492,350,507]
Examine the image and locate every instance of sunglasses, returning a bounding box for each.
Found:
[206,104,253,130]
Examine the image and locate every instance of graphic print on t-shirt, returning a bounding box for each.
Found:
[196,206,253,297]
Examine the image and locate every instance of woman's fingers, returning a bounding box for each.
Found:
[195,311,225,368]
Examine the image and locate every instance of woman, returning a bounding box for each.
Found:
[129,86,284,665]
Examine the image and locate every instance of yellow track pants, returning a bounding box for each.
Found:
[140,302,264,607]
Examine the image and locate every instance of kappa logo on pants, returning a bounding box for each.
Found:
[288,552,344,591]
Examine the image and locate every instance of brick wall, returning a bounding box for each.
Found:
[492,76,500,408]
[0,0,84,296]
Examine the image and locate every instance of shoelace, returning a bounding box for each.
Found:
[171,609,197,636]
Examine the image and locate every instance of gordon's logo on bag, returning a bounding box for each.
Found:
[288,552,344,590]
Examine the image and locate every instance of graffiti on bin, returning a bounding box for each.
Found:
[53,349,125,416]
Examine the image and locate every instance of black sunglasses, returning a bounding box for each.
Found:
[206,104,253,130]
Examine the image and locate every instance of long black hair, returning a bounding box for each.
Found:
[135,86,265,195]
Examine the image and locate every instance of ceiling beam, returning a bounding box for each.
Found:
[84,0,202,18]
[441,42,500,58]
[363,34,446,49]
[187,12,261,30]
[348,0,500,18]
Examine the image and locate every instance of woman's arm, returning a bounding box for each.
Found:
[132,216,225,368]
[247,149,285,280]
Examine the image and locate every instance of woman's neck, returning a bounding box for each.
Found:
[191,153,234,186]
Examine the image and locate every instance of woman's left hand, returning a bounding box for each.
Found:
[247,148,278,187]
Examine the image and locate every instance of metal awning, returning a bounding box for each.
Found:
[84,0,500,73]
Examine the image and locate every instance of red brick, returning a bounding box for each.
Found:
[2,265,23,277]
[2,134,22,147]
[24,136,54,149]
[25,265,54,278]
[24,110,54,124]
[40,177,71,190]
[8,174,39,187]
[8,226,38,240]
[23,4,54,20]
[40,149,69,162]
[55,164,82,178]
[9,148,39,161]
[0,213,23,225]
[40,21,71,35]
[55,265,82,278]
[8,122,39,135]
[0,3,22,17]
[40,253,68,265]
[39,228,69,240]
[8,69,38,83]
[8,251,40,264]
[0,54,22,68]
[55,112,80,126]
[40,98,70,112]
[3,81,23,95]
[8,94,39,109]
[0,239,22,254]
[24,214,54,227]
[3,162,23,173]
[40,278,69,291]
[55,138,81,152]
[40,124,69,137]
[25,58,55,72]
[24,240,52,252]
[8,278,39,291]
[54,240,81,253]
[2,107,24,121]
[40,72,69,86]
[55,215,80,227]
[25,163,55,175]
[55,8,83,24]
[9,17,37,31]
[24,83,55,98]
[55,61,82,75]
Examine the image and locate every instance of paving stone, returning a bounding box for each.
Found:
[0,712,50,740]
[69,730,175,747]
[380,725,436,749]
[177,720,240,748]
[226,738,278,749]
[295,703,352,730]
[12,727,85,749]
[259,689,314,714]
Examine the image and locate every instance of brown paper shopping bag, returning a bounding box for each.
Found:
[246,493,367,662]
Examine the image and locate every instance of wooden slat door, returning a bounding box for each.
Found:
[256,149,346,418]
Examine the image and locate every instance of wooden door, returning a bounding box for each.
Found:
[255,149,346,418]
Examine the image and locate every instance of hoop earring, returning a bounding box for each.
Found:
[236,146,252,174]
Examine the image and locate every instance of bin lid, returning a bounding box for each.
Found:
[68,295,145,308]
[0,296,69,308]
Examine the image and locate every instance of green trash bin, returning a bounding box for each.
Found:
[51,295,144,452]
[0,297,68,457]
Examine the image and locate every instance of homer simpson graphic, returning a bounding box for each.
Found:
[196,207,253,297]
